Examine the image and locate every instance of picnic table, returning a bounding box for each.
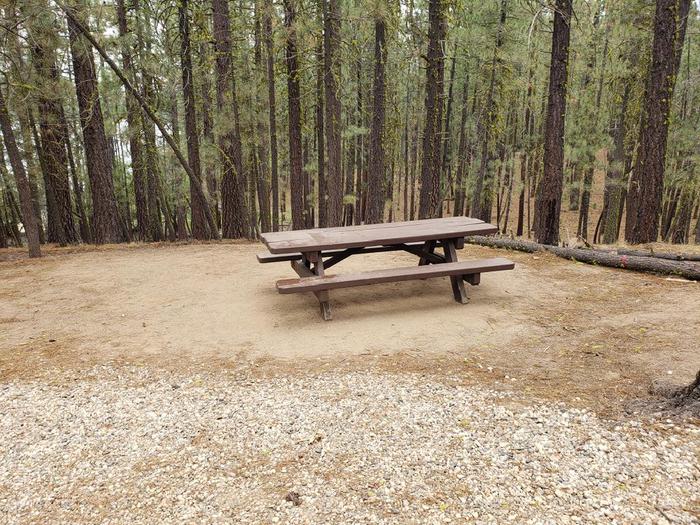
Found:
[257,217,514,320]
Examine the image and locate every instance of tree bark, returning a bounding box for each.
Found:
[136,3,165,241]
[465,236,700,281]
[442,48,457,201]
[600,82,631,244]
[283,0,305,230]
[178,0,211,240]
[471,0,507,222]
[60,1,219,238]
[454,74,470,217]
[0,87,42,257]
[366,15,387,224]
[67,1,125,244]
[212,0,248,238]
[116,0,148,241]
[315,26,326,228]
[323,0,343,226]
[418,0,446,219]
[625,0,691,244]
[24,0,77,244]
[60,107,91,243]
[533,0,572,245]
[263,0,279,231]
[254,1,272,233]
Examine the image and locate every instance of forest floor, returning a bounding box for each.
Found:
[1,242,699,523]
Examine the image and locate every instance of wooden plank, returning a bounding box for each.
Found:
[262,217,483,243]
[276,257,515,294]
[257,241,445,263]
[291,259,314,277]
[292,255,333,320]
[443,238,468,304]
[464,273,480,286]
[261,217,496,254]
[313,255,332,320]
[417,240,439,265]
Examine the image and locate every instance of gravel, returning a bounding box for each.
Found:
[1,366,698,524]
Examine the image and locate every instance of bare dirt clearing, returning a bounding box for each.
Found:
[1,243,699,523]
[1,242,698,407]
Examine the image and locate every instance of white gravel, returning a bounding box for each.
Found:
[1,366,698,524]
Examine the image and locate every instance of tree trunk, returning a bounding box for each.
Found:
[533,0,572,245]
[283,0,305,230]
[625,0,691,244]
[577,167,593,239]
[323,0,343,226]
[418,0,446,219]
[254,2,272,234]
[465,236,700,281]
[62,2,218,238]
[315,24,326,228]
[0,87,41,257]
[0,159,23,248]
[117,0,148,241]
[568,164,581,211]
[136,2,165,241]
[668,184,694,244]
[355,61,365,224]
[67,1,125,244]
[365,15,387,224]
[263,0,279,231]
[179,0,211,240]
[471,0,507,222]
[343,113,355,226]
[601,82,631,244]
[212,0,248,238]
[199,41,220,232]
[454,74,470,217]
[442,48,457,202]
[60,108,91,243]
[24,1,77,245]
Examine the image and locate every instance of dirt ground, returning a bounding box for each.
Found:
[1,241,698,415]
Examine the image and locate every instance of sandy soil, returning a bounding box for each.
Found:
[1,242,698,413]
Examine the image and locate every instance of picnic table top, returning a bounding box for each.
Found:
[260,217,498,254]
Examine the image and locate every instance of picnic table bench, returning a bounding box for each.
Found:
[258,217,514,320]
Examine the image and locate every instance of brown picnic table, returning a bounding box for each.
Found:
[257,217,514,320]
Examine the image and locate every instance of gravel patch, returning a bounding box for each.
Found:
[1,366,698,524]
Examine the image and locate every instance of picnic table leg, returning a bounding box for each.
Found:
[442,238,469,304]
[418,240,437,266]
[305,252,332,321]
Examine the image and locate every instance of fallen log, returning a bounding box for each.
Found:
[615,248,700,262]
[465,236,700,281]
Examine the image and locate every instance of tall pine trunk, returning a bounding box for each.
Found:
[315,22,326,228]
[454,74,470,217]
[323,0,343,226]
[116,0,148,241]
[67,1,125,244]
[418,0,446,218]
[283,0,305,230]
[254,2,272,233]
[0,87,41,257]
[179,0,211,239]
[625,0,691,244]
[366,14,387,224]
[212,0,248,238]
[263,0,280,231]
[24,1,77,244]
[471,0,506,222]
[533,0,572,245]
